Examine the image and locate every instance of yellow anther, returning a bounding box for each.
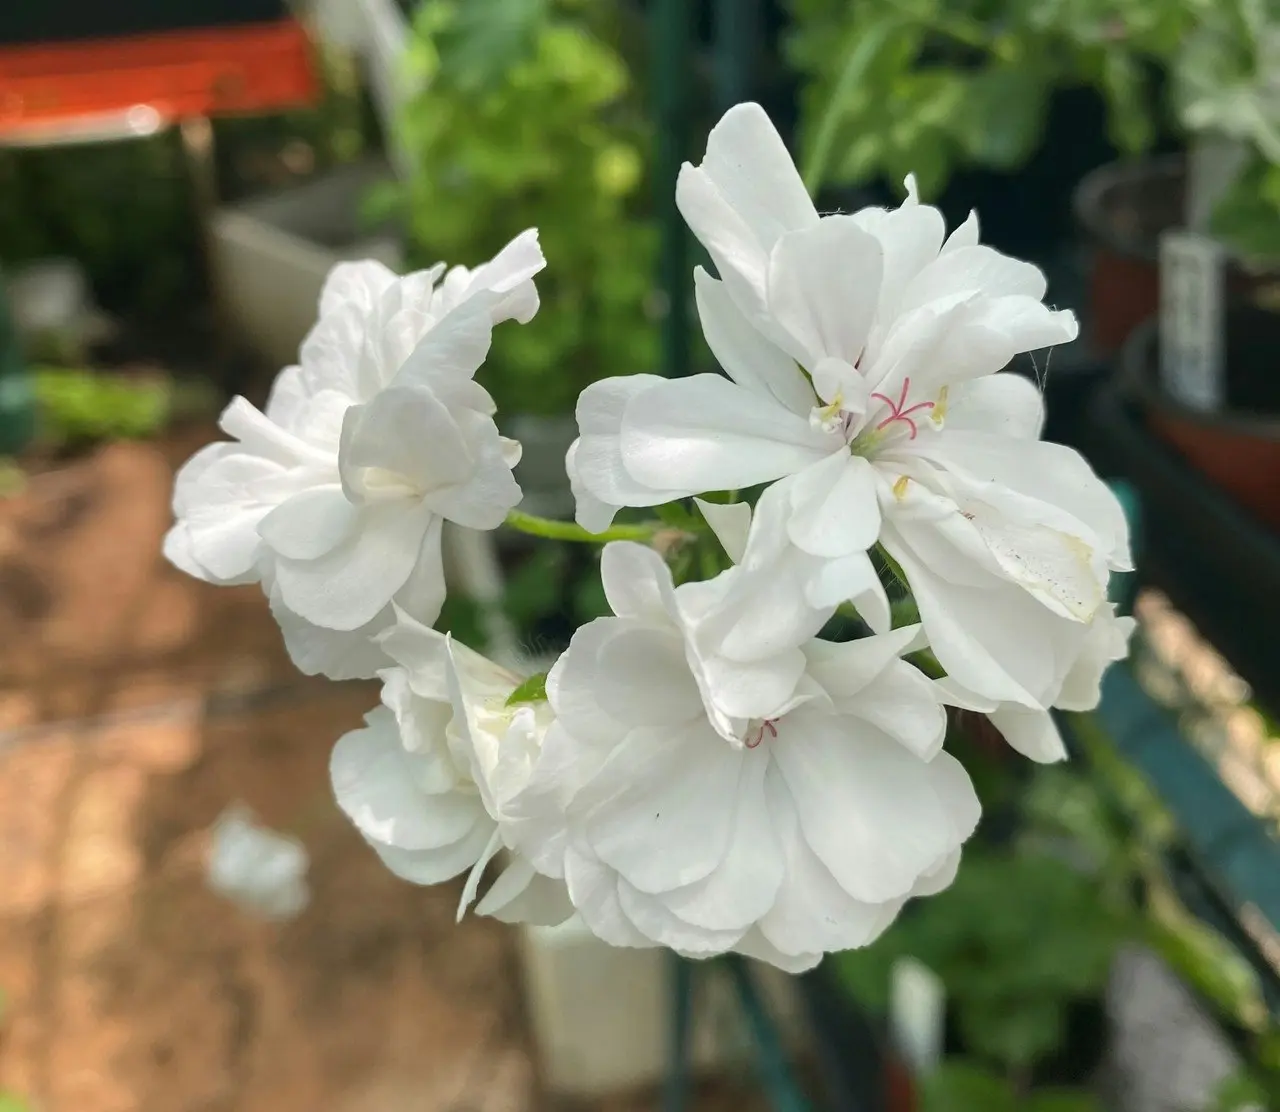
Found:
[892,475,911,500]
[931,385,948,425]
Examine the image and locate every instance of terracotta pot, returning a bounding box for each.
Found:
[1076,156,1280,357]
[1074,157,1185,356]
[1122,314,1280,533]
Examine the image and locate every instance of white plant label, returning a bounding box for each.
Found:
[889,957,946,1078]
[1159,230,1225,412]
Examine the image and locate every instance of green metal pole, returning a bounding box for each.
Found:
[651,0,696,379]
[713,0,762,110]
[0,273,36,456]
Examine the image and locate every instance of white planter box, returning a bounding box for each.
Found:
[519,916,805,1099]
[210,161,403,370]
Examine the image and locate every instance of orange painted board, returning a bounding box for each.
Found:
[0,19,318,137]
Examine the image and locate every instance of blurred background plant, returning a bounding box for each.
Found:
[374,0,658,418]
[1172,0,1280,262]
[787,0,1279,265]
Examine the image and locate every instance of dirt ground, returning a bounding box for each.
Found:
[0,436,774,1112]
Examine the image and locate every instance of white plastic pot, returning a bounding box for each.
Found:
[209,160,402,370]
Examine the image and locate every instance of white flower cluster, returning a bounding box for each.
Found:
[170,104,1133,968]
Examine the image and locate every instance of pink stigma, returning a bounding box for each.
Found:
[869,377,935,440]
[746,719,778,749]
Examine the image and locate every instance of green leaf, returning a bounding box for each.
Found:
[0,1095,29,1112]
[434,0,550,92]
[955,63,1051,170]
[1210,154,1280,264]
[920,1061,1017,1112]
[802,16,903,192]
[1101,49,1155,155]
[1027,1091,1105,1112]
[506,672,548,706]
[959,994,1066,1069]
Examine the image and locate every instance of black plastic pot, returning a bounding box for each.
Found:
[1090,361,1280,710]
[1074,156,1184,356]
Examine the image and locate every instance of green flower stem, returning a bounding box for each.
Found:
[503,509,662,544]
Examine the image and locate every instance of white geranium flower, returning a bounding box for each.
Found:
[566,103,1131,710]
[206,803,309,920]
[938,601,1137,762]
[533,542,980,972]
[165,232,545,680]
[329,612,571,926]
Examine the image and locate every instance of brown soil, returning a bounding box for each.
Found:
[0,435,777,1112]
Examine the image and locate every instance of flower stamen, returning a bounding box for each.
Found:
[869,377,935,440]
[745,718,778,749]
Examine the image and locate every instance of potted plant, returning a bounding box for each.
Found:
[1074,0,1280,354]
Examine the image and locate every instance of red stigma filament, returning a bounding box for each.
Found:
[746,719,778,749]
[869,377,935,440]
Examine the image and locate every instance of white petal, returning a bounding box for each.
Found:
[934,433,1131,571]
[616,880,746,955]
[392,296,494,388]
[339,385,472,498]
[766,216,883,367]
[582,722,741,895]
[886,534,1055,707]
[989,705,1068,763]
[801,624,926,700]
[371,822,496,886]
[787,452,881,558]
[1055,609,1135,711]
[388,516,449,629]
[257,485,358,561]
[421,411,522,530]
[733,928,822,974]
[477,858,573,925]
[942,374,1045,439]
[900,245,1048,316]
[272,500,434,630]
[599,540,680,622]
[621,373,837,493]
[771,707,967,903]
[269,591,390,680]
[846,662,947,760]
[758,766,905,954]
[546,622,633,750]
[563,845,657,949]
[330,711,486,852]
[694,268,815,415]
[570,375,690,530]
[319,258,399,320]
[595,627,705,727]
[694,498,753,564]
[676,102,817,315]
[688,102,818,253]
[657,751,784,931]
[852,200,946,328]
[941,210,979,253]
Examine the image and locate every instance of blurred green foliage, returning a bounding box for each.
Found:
[832,843,1133,1073]
[381,0,657,416]
[786,0,1189,200]
[31,367,217,449]
[920,1061,1102,1112]
[788,0,1280,261]
[834,717,1280,1098]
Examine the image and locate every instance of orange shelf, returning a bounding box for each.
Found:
[0,18,318,140]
